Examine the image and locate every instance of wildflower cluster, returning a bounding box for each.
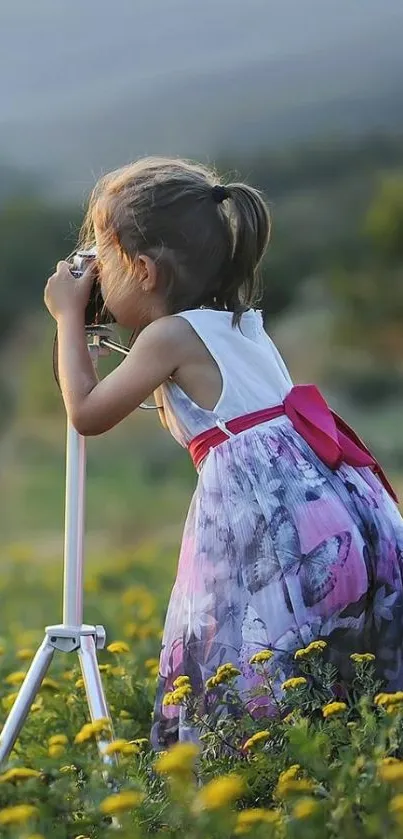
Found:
[249,649,274,665]
[206,662,242,689]
[163,675,192,706]
[294,641,327,660]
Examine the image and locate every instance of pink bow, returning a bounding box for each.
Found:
[284,385,397,502]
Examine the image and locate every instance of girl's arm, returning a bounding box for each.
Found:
[56,313,182,436]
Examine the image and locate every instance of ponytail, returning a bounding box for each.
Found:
[216,183,271,324]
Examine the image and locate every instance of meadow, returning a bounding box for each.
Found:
[1,539,403,838]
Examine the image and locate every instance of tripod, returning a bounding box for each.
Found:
[0,325,150,766]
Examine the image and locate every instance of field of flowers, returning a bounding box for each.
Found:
[1,541,403,839]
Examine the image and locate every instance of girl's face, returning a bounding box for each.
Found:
[100,269,146,329]
[94,228,144,329]
[95,226,163,329]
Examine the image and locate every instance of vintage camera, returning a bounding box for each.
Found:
[70,248,115,326]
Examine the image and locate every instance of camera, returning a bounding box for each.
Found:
[70,248,115,326]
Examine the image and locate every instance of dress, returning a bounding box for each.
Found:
[150,308,403,749]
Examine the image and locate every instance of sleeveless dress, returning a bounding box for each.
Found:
[150,308,403,749]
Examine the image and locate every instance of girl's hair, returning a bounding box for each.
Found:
[79,156,271,324]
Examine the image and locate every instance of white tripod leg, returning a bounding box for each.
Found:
[0,635,55,764]
[79,631,117,765]
[78,631,122,829]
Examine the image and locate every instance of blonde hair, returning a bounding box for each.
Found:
[79,156,271,323]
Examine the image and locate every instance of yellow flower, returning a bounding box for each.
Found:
[107,641,130,654]
[40,678,60,691]
[205,664,241,689]
[249,650,274,665]
[100,791,145,815]
[154,742,199,776]
[99,664,112,674]
[243,730,271,751]
[145,658,159,670]
[276,779,315,798]
[173,675,191,689]
[235,808,281,833]
[49,744,65,758]
[129,738,149,750]
[75,678,85,689]
[16,648,35,661]
[216,669,240,684]
[102,739,139,757]
[390,794,403,815]
[162,686,192,706]
[217,663,241,675]
[194,774,245,811]
[278,765,301,785]
[294,641,327,660]
[275,766,315,799]
[62,670,75,681]
[281,677,307,691]
[378,761,403,783]
[350,653,376,663]
[387,704,403,717]
[88,718,111,734]
[4,670,26,686]
[2,692,18,711]
[0,804,38,825]
[293,798,319,820]
[49,734,68,746]
[375,692,403,708]
[0,767,41,783]
[59,765,77,774]
[322,701,347,719]
[380,757,400,766]
[110,666,126,677]
[74,718,111,744]
[283,712,299,724]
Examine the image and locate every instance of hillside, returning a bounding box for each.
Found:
[0,0,403,196]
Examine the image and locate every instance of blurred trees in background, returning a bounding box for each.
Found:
[0,194,80,345]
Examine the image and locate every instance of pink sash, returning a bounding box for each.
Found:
[188,384,398,503]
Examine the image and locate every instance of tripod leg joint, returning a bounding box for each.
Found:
[45,627,80,653]
[44,624,107,652]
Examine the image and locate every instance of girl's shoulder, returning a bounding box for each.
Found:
[173,307,264,326]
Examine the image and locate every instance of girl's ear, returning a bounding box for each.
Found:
[135,255,157,293]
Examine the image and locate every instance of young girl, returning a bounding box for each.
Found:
[45,156,403,750]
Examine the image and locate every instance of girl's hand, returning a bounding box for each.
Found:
[44,260,95,321]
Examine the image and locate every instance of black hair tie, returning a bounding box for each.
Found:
[211,184,230,204]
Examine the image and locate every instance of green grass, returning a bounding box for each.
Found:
[0,542,402,838]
